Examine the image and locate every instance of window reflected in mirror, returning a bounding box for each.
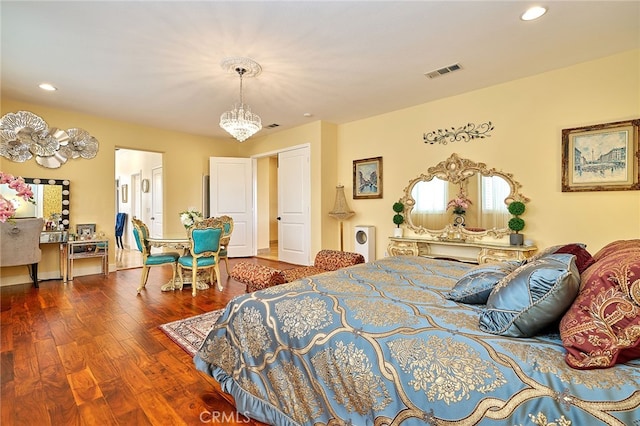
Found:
[480,175,510,229]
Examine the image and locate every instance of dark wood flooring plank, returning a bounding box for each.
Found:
[0,257,280,426]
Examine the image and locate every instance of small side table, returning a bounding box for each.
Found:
[66,239,109,281]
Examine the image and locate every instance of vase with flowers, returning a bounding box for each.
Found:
[180,207,203,230]
[447,190,472,226]
[0,172,35,223]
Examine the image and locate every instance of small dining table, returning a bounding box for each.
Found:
[147,236,212,292]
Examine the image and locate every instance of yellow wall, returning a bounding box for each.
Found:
[2,50,639,284]
[0,99,239,283]
[338,50,640,257]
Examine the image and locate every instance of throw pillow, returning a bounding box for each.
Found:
[592,239,640,262]
[560,246,640,369]
[479,254,580,338]
[446,261,522,304]
[527,243,595,274]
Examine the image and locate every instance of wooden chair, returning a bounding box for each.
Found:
[217,215,234,273]
[131,218,180,293]
[177,217,224,296]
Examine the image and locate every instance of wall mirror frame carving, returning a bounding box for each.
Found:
[400,153,529,241]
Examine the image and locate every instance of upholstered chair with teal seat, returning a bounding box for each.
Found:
[131,218,180,293]
[217,215,234,273]
[178,217,224,296]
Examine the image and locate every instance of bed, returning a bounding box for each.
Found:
[194,242,640,425]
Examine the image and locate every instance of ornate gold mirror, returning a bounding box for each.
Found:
[400,153,528,240]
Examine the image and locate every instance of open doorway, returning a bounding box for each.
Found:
[253,145,311,265]
[115,148,163,270]
[256,155,278,260]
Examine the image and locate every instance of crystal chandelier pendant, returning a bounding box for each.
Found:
[219,58,262,142]
[220,102,262,143]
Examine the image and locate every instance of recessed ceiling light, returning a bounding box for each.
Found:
[521,6,547,21]
[38,83,57,91]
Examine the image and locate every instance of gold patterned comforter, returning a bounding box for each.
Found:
[194,256,640,425]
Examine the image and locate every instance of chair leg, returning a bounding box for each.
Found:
[222,257,229,274]
[192,265,198,297]
[177,265,184,290]
[214,264,222,291]
[29,263,39,288]
[137,265,150,293]
[170,263,179,290]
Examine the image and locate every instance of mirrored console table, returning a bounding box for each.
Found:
[66,239,109,281]
[387,237,537,264]
[40,231,68,280]
[39,233,109,281]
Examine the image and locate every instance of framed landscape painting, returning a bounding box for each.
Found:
[562,119,639,192]
[353,157,383,199]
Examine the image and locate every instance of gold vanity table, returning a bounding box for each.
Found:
[146,236,212,292]
[388,237,536,264]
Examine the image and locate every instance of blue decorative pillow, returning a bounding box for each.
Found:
[447,261,522,304]
[479,254,580,337]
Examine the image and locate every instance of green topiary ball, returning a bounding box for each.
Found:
[393,213,404,226]
[508,217,525,232]
[508,201,526,216]
[392,202,404,213]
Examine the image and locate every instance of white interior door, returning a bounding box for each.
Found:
[278,146,310,265]
[209,157,254,257]
[151,167,163,238]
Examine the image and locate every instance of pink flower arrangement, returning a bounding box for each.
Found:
[0,172,35,223]
[447,192,472,215]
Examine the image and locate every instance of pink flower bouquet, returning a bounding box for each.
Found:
[0,172,35,223]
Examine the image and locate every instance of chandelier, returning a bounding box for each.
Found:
[219,57,262,142]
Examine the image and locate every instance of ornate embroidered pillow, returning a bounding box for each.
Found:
[479,254,580,337]
[526,243,595,274]
[446,261,522,304]
[592,239,640,261]
[559,245,640,369]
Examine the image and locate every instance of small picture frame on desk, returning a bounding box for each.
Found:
[76,223,96,239]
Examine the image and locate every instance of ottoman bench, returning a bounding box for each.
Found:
[231,249,365,293]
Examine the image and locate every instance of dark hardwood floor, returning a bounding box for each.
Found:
[0,257,293,425]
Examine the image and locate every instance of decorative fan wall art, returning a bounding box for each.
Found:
[0,111,99,168]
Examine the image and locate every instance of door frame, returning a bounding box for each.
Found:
[251,143,311,264]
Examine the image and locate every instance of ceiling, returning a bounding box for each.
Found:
[2,1,639,141]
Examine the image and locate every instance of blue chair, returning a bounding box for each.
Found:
[115,212,127,248]
[177,217,224,296]
[132,218,180,293]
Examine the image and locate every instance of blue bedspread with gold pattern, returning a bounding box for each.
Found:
[194,256,640,425]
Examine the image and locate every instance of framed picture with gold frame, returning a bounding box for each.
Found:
[353,156,383,199]
[562,119,639,192]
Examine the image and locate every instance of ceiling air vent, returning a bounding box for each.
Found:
[424,63,462,79]
[265,123,280,129]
